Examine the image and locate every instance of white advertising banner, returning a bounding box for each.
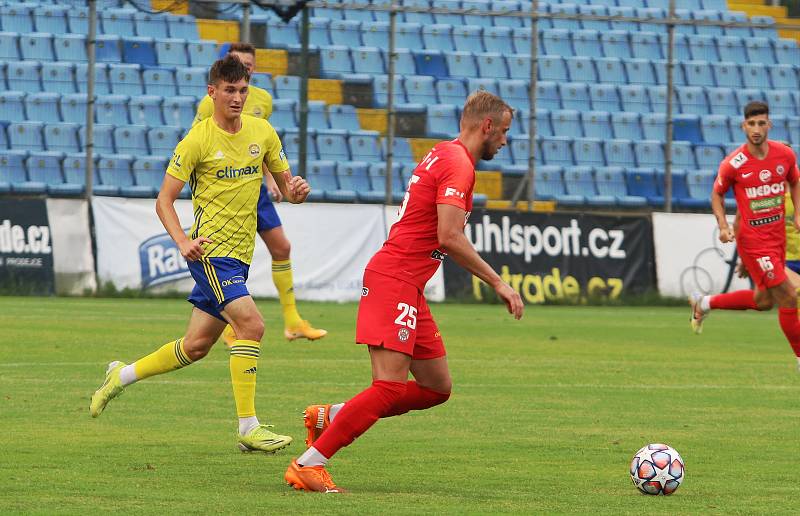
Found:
[46,198,97,295]
[652,212,750,298]
[92,197,386,301]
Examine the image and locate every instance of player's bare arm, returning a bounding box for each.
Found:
[710,190,734,243]
[437,203,523,319]
[156,174,211,262]
[789,179,800,232]
[269,168,310,204]
[264,170,282,202]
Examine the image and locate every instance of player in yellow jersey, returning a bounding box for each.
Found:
[195,42,327,343]
[89,56,311,453]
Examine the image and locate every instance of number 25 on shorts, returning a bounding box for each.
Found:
[395,303,417,329]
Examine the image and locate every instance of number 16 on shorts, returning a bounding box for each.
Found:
[757,256,774,272]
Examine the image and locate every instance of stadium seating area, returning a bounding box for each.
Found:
[0,0,799,208]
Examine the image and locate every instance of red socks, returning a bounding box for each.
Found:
[778,308,800,357]
[312,380,407,459]
[383,380,451,417]
[709,290,758,310]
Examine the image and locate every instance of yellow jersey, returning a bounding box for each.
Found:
[786,192,800,261]
[166,115,289,264]
[193,84,273,125]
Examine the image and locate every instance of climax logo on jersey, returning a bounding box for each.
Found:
[730,152,748,169]
[216,164,260,179]
[759,169,772,183]
[139,230,192,289]
[248,144,261,157]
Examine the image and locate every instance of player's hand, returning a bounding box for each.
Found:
[268,183,283,202]
[736,260,749,279]
[285,171,310,204]
[179,237,212,262]
[494,282,524,320]
[718,226,735,243]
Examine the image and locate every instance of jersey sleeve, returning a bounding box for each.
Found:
[262,122,289,173]
[713,160,735,194]
[433,154,474,210]
[192,96,213,127]
[166,131,201,182]
[262,89,273,120]
[786,149,799,184]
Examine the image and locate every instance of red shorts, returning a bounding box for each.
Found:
[740,247,787,290]
[356,269,445,360]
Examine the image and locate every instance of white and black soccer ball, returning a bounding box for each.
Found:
[630,443,685,495]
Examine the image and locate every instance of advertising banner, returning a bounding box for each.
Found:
[46,198,96,295]
[0,198,55,295]
[92,197,387,301]
[443,210,654,304]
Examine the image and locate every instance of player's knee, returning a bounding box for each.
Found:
[269,240,291,261]
[236,316,265,341]
[182,337,214,361]
[755,298,774,311]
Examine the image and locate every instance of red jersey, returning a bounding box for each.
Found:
[366,139,476,291]
[714,140,799,252]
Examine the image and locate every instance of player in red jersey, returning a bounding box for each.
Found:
[284,91,524,493]
[690,101,800,370]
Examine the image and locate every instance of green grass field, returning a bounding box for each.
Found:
[2,296,800,514]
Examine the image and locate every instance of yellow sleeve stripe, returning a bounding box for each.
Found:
[201,257,225,304]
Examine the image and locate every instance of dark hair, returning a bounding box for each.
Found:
[744,101,769,119]
[228,42,256,56]
[208,55,250,86]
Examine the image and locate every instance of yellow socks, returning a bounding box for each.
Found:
[132,338,193,381]
[229,339,261,418]
[272,259,302,328]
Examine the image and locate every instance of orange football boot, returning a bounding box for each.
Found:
[221,325,237,348]
[285,460,346,493]
[303,404,332,447]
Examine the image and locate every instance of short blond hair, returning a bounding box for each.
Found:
[461,90,514,126]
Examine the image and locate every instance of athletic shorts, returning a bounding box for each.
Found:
[187,257,251,321]
[740,247,787,290]
[787,260,800,274]
[256,183,282,232]
[356,269,445,360]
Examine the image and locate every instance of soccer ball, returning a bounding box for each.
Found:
[630,443,685,495]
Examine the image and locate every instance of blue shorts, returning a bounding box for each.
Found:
[187,257,251,321]
[257,183,282,232]
[787,260,800,274]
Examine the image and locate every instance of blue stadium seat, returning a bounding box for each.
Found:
[8,121,44,151]
[578,4,609,32]
[647,85,672,113]
[630,31,662,60]
[604,139,635,168]
[623,59,655,86]
[558,82,590,111]
[405,75,438,105]
[2,4,34,33]
[54,152,93,196]
[351,47,384,75]
[0,149,29,193]
[0,31,20,60]
[453,25,484,53]
[265,18,299,48]
[694,144,724,168]
[95,154,134,197]
[692,9,724,37]
[53,33,86,62]
[131,156,167,197]
[769,64,798,91]
[611,112,642,141]
[176,67,208,98]
[528,109,552,137]
[123,36,157,66]
[436,78,468,105]
[608,5,638,33]
[162,96,196,128]
[683,61,715,88]
[573,137,605,167]
[413,49,448,78]
[113,125,148,155]
[7,61,40,92]
[147,126,182,157]
[563,166,597,203]
[0,91,27,122]
[386,137,414,163]
[774,38,800,65]
[582,111,612,139]
[571,29,602,58]
[636,7,667,35]
[700,114,731,144]
[25,151,65,192]
[536,81,560,111]
[373,75,405,107]
[482,26,514,54]
[687,35,719,62]
[134,11,169,39]
[96,35,123,63]
[167,14,199,41]
[565,56,596,83]
[711,62,743,89]
[40,62,75,95]
[671,140,696,168]
[19,32,53,61]
[101,8,135,37]
[80,124,115,155]
[305,160,342,200]
[770,115,790,143]
[187,40,217,67]
[44,122,80,153]
[491,0,522,29]
[600,30,632,59]
[735,88,766,113]
[685,169,715,208]
[251,72,272,93]
[306,100,329,131]
[66,6,89,35]
[625,168,660,206]
[308,128,343,162]
[717,36,746,62]
[550,3,580,31]
[96,94,129,125]
[765,90,797,117]
[498,79,528,112]
[750,16,778,39]
[462,0,491,27]
[595,57,626,85]
[506,53,531,81]
[108,63,143,96]
[59,94,87,125]
[476,52,508,79]
[34,5,69,34]
[641,113,666,140]
[467,78,498,96]
[140,68,175,97]
[617,84,649,113]
[313,2,344,21]
[328,104,361,132]
[634,140,664,168]
[540,136,573,166]
[129,95,163,126]
[423,24,455,52]
[445,51,478,79]
[589,84,620,113]
[337,160,374,201]
[740,63,771,90]
[706,87,738,116]
[319,45,353,78]
[270,99,297,130]
[392,48,417,75]
[653,59,686,86]
[719,10,749,38]
[511,27,531,55]
[551,110,582,138]
[532,166,566,201]
[330,20,362,48]
[343,0,376,23]
[426,104,459,138]
[538,55,568,82]
[509,135,531,165]
[24,92,60,124]
[677,86,709,116]
[308,17,331,46]
[541,29,572,57]
[364,162,405,203]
